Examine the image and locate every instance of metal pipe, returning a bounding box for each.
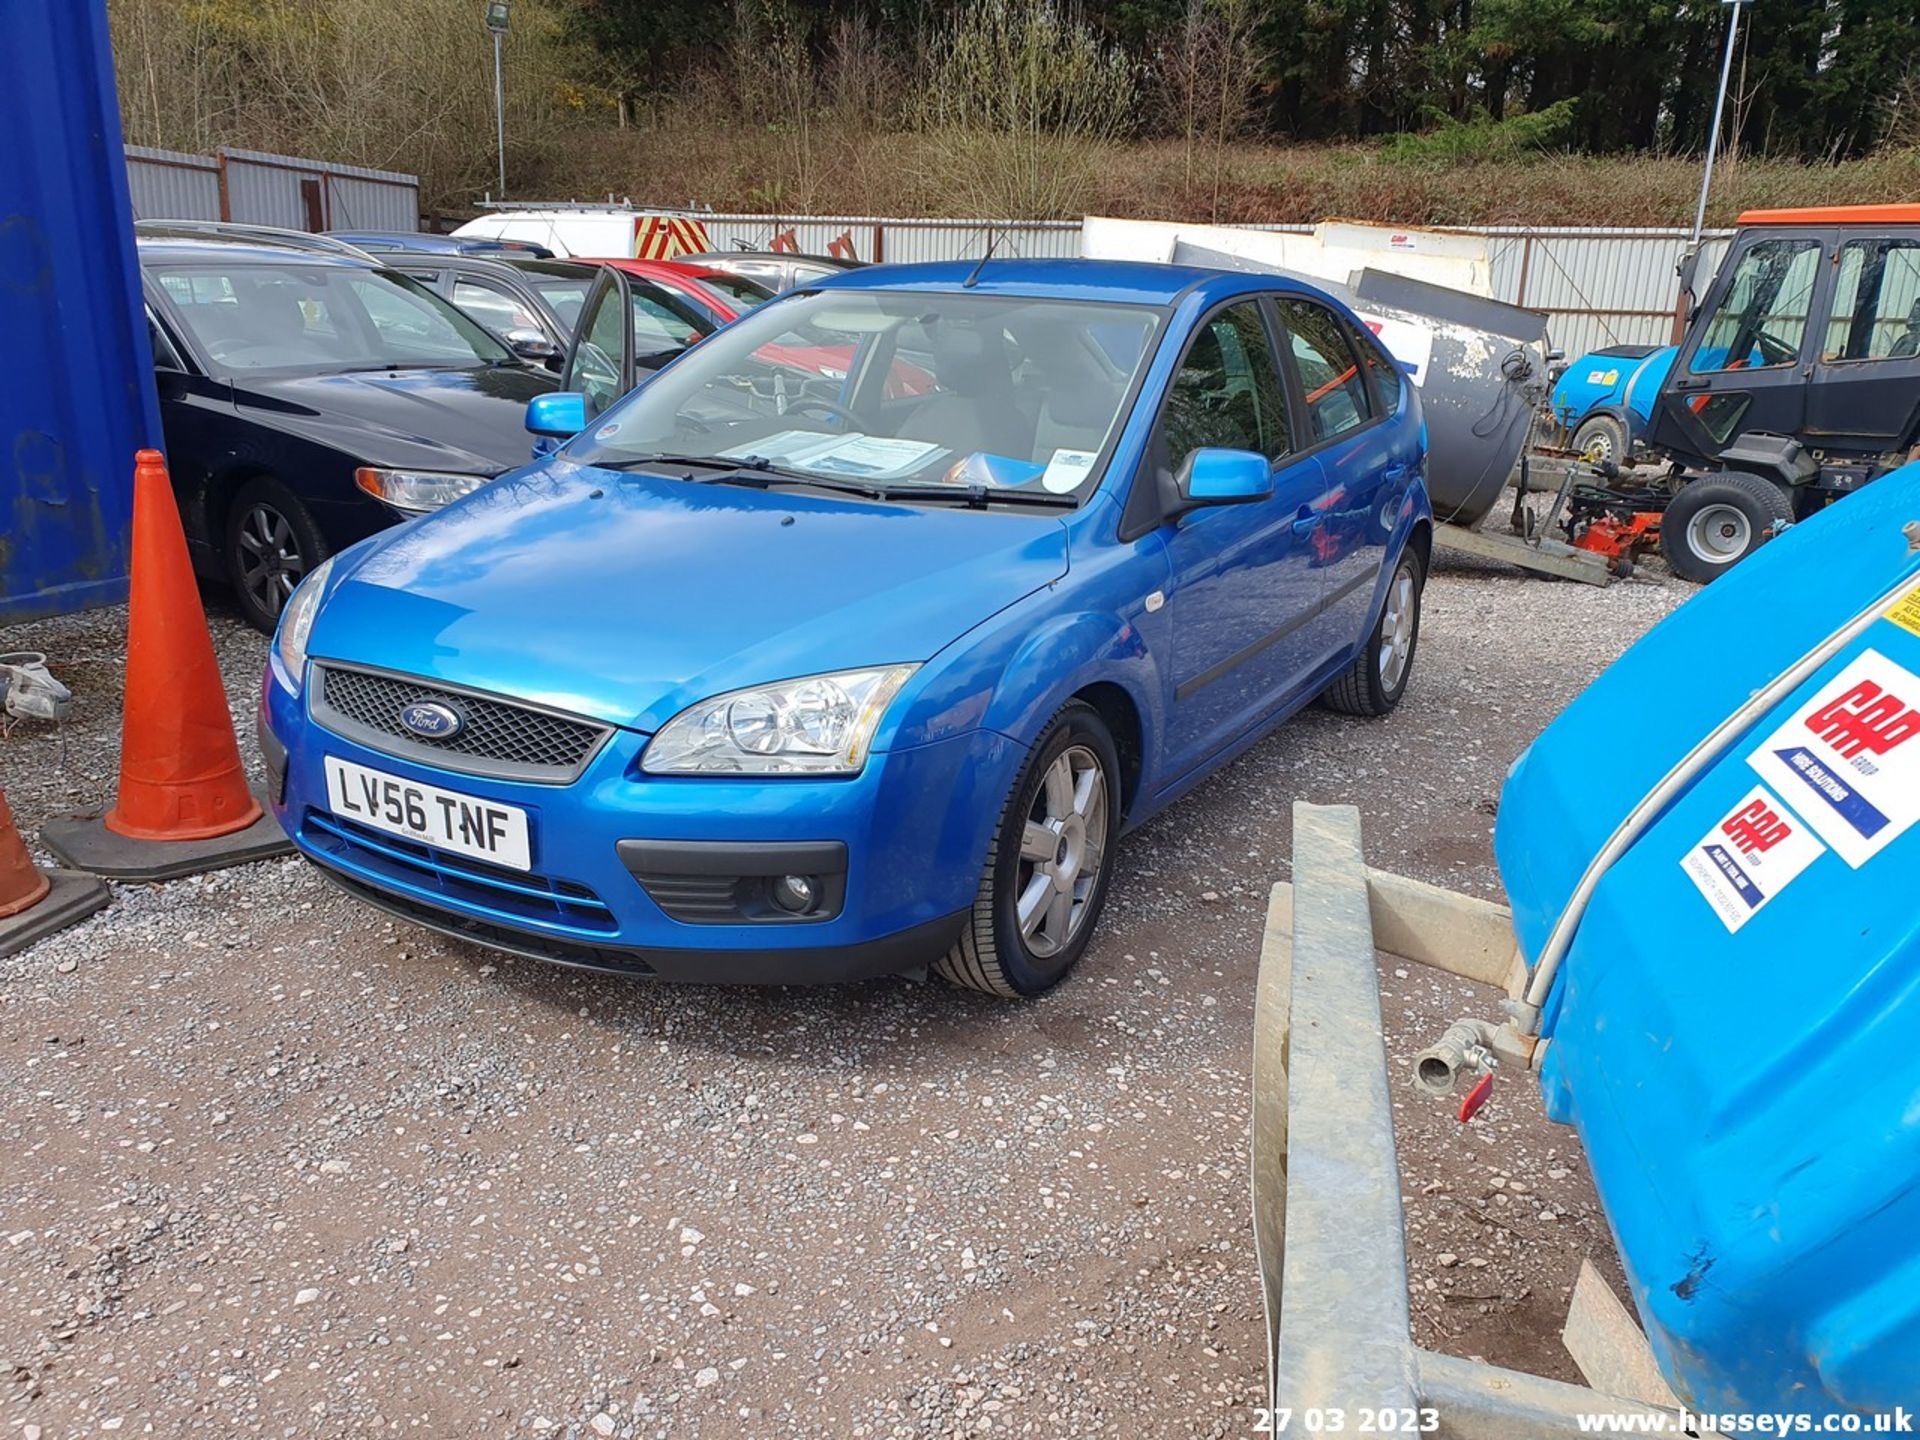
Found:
[1690,0,1746,247]
[1413,1017,1498,1096]
[1520,522,1920,1027]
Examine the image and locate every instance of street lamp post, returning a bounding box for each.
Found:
[1691,0,1751,247]
[486,0,510,200]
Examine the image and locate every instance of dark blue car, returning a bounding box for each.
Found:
[261,259,1433,995]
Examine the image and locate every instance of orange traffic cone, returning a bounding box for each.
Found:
[41,450,291,881]
[0,790,50,919]
[0,786,108,957]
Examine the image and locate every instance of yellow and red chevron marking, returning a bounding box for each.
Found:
[632,216,714,259]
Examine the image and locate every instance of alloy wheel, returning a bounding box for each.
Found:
[1013,744,1108,960]
[1378,565,1418,691]
[236,503,307,616]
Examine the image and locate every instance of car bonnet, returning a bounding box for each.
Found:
[308,460,1072,735]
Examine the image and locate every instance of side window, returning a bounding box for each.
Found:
[1161,301,1290,467]
[147,311,185,370]
[1690,238,1820,373]
[629,285,704,368]
[1350,321,1403,415]
[567,279,628,417]
[1825,239,1920,362]
[451,278,543,337]
[1280,300,1370,443]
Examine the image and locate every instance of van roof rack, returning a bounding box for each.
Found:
[475,197,637,211]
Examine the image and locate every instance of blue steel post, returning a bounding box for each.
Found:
[0,0,158,623]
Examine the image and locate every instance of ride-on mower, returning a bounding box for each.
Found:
[1551,203,1920,583]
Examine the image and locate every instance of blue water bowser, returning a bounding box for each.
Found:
[1498,463,1920,1411]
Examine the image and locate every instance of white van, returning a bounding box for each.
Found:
[450,208,711,261]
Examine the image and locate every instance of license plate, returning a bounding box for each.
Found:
[324,756,531,871]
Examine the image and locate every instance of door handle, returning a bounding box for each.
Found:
[1291,505,1319,536]
[1672,376,1709,391]
[1383,464,1409,485]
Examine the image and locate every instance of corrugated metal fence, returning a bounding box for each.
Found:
[696,213,1735,359]
[125,145,418,232]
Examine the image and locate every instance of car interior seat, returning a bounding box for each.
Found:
[905,325,1033,460]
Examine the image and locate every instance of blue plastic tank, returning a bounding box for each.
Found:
[1496,464,1920,1413]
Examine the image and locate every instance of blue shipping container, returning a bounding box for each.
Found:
[0,0,156,624]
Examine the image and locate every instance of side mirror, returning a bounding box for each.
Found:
[525,391,588,440]
[504,327,560,364]
[1177,448,1272,510]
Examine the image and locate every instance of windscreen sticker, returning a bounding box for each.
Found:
[1681,785,1826,933]
[1040,449,1098,494]
[1746,649,1920,867]
[1886,583,1920,639]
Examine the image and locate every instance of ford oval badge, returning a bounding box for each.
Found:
[399,700,462,740]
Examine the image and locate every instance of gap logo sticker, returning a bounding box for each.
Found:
[1747,649,1920,867]
[1681,785,1826,933]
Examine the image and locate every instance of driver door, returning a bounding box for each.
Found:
[1653,233,1824,461]
[560,269,709,420]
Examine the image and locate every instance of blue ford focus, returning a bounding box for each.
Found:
[259,260,1432,996]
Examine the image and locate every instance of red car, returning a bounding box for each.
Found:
[560,257,929,420]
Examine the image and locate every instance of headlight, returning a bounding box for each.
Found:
[642,666,918,776]
[274,555,335,686]
[353,467,489,513]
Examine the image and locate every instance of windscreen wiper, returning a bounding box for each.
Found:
[904,484,1077,510]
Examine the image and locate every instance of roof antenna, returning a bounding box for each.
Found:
[963,228,998,288]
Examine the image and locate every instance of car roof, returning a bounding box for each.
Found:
[691,250,860,269]
[589,256,735,284]
[134,233,374,267]
[805,257,1284,306]
[134,221,374,259]
[1737,204,1920,227]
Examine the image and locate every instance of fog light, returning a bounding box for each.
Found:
[771,874,817,914]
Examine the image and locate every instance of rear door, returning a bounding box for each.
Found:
[1273,297,1411,654]
[1653,232,1824,462]
[1160,297,1331,777]
[1805,231,1920,450]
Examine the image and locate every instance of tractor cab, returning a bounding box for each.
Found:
[1647,205,1920,580]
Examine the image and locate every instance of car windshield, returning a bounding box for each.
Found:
[694,272,774,311]
[525,272,595,328]
[150,261,511,374]
[567,289,1165,499]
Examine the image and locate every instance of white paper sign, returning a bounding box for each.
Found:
[1746,649,1920,868]
[1680,785,1825,933]
[1040,448,1098,493]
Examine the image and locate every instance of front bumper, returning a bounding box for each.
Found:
[263,666,1015,983]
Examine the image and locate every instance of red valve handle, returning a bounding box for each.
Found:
[1458,1071,1494,1124]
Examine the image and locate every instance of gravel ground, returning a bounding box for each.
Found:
[0,546,1686,1438]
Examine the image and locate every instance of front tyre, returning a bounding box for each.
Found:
[935,702,1121,997]
[1320,547,1425,717]
[224,477,330,633]
[1660,471,1792,584]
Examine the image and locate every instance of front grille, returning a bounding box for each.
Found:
[312,664,610,783]
[303,808,617,934]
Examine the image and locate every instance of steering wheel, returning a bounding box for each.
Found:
[786,397,860,428]
[1751,328,1798,367]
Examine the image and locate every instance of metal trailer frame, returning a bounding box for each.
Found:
[1252,803,1682,1436]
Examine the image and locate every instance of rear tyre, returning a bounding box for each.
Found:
[934,703,1121,998]
[1320,547,1426,717]
[1660,471,1792,584]
[224,478,330,633]
[1572,413,1631,467]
